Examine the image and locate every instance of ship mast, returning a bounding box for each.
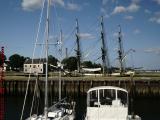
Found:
[118,25,125,76]
[100,16,110,76]
[44,0,50,119]
[76,19,81,73]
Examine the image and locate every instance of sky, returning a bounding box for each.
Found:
[0,0,160,70]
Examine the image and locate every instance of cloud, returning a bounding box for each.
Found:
[149,12,160,24]
[78,33,95,39]
[124,15,134,20]
[133,29,141,34]
[127,3,140,12]
[52,0,65,7]
[144,48,160,55]
[112,0,140,15]
[112,6,127,14]
[22,0,65,11]
[66,3,81,11]
[22,0,43,11]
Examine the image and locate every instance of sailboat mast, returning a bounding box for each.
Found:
[59,30,62,101]
[44,0,50,119]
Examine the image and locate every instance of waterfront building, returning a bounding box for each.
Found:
[23,58,45,74]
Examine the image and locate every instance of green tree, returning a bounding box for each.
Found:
[62,56,77,71]
[9,54,26,71]
[92,63,101,68]
[82,61,93,68]
[48,55,58,66]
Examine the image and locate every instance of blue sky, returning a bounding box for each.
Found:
[0,0,160,70]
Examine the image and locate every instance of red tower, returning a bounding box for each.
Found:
[0,46,5,120]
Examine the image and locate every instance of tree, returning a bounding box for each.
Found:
[9,54,26,71]
[48,55,58,71]
[48,55,58,66]
[92,63,101,68]
[62,57,77,71]
[82,61,93,68]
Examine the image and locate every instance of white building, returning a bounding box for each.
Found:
[24,59,46,74]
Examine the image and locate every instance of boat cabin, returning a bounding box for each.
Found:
[86,86,128,120]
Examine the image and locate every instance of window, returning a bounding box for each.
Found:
[117,90,128,106]
[99,89,116,105]
[89,90,98,107]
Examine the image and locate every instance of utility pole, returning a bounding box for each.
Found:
[100,16,110,76]
[117,25,125,76]
[75,19,81,73]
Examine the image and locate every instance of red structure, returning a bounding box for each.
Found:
[0,46,5,120]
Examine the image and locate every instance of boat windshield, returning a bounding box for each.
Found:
[99,89,116,105]
[87,88,128,107]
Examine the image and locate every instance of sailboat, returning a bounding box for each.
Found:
[20,0,75,120]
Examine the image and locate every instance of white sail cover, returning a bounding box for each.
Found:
[82,68,101,72]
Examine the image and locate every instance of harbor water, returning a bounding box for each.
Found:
[5,95,160,120]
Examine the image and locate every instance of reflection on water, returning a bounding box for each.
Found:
[5,95,160,120]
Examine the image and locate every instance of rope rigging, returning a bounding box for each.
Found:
[20,0,46,119]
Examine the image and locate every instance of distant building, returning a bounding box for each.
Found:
[3,63,7,71]
[24,59,46,74]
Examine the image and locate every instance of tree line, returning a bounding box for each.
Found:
[1,53,102,72]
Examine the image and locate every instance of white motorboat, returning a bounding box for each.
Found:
[85,86,141,120]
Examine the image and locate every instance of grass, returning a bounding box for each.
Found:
[3,71,160,81]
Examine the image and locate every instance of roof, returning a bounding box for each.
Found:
[87,86,128,93]
[24,58,46,64]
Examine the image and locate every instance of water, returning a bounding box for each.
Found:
[5,95,160,120]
